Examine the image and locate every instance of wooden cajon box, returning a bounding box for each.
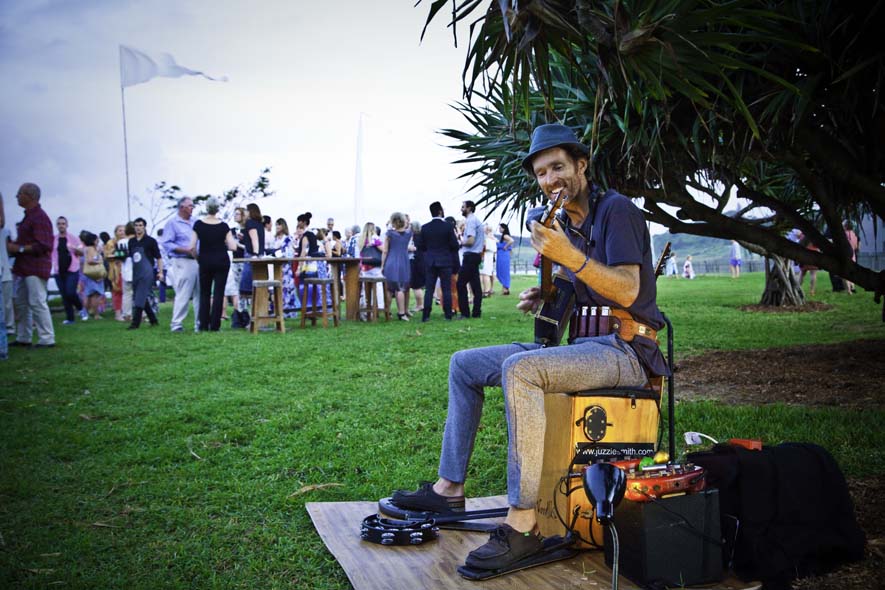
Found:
[535,387,662,549]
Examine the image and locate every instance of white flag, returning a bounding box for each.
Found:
[119,45,228,88]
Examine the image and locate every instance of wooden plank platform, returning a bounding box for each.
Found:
[306,495,761,590]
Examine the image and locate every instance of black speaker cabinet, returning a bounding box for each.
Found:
[604,488,723,587]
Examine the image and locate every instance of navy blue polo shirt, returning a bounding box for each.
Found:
[562,188,669,377]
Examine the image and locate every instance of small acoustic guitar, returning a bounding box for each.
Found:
[534,189,575,347]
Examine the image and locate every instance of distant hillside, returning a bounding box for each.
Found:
[652,231,759,266]
[511,232,757,265]
[501,230,762,274]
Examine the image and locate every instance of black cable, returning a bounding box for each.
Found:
[609,522,620,590]
[553,476,585,541]
[564,472,603,548]
[552,476,572,533]
[552,474,610,548]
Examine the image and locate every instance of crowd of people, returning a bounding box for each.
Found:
[665,224,860,293]
[0,183,520,358]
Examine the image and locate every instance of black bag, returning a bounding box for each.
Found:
[231,309,250,329]
[360,244,382,268]
[688,442,865,590]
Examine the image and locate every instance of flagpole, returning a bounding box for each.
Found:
[120,85,132,220]
[353,113,364,226]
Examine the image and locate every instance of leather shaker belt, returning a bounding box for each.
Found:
[569,305,657,343]
[360,514,439,546]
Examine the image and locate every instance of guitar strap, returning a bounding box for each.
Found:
[564,185,604,268]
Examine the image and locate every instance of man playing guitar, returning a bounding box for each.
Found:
[391,124,669,573]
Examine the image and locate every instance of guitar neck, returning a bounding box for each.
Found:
[540,257,555,300]
[536,189,566,301]
[654,242,672,280]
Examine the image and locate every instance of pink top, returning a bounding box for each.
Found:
[51,232,83,274]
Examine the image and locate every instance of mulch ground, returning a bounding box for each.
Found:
[675,339,885,590]
[740,301,835,314]
[676,339,885,409]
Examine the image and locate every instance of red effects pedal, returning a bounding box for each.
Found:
[606,459,707,502]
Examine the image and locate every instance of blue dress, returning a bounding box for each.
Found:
[278,235,300,317]
[382,229,412,291]
[495,239,512,289]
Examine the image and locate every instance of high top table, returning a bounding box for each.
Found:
[232,256,365,329]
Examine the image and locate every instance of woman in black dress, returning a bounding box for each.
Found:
[238,203,265,300]
[294,212,323,310]
[189,198,239,331]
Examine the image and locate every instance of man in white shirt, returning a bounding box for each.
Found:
[456,200,485,319]
[161,197,199,332]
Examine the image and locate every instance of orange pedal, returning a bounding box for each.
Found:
[728,438,762,451]
[624,465,706,502]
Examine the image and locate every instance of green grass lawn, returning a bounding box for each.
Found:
[2,272,883,589]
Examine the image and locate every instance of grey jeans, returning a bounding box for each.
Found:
[439,334,647,508]
[170,258,200,331]
[14,275,55,345]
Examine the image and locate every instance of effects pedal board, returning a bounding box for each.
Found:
[608,459,706,502]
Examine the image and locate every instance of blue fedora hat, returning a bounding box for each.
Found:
[521,123,590,173]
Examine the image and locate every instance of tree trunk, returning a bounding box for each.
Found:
[760,255,806,306]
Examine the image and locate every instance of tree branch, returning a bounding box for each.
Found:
[731,178,824,245]
[780,150,847,256]
[795,125,885,215]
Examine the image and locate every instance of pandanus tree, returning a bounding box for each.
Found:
[420,0,885,312]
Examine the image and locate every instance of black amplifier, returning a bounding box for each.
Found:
[604,488,724,587]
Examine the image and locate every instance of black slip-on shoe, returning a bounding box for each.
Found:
[464,524,544,570]
[390,481,465,514]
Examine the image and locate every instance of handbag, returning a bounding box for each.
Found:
[360,244,383,268]
[83,260,107,281]
[299,260,319,274]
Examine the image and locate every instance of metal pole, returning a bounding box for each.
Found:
[120,85,132,221]
[663,313,676,461]
[353,113,364,226]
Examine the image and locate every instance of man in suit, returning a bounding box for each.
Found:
[416,201,459,322]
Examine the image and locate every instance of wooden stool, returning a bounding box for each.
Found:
[359,277,390,322]
[251,279,285,333]
[536,378,664,548]
[301,277,338,328]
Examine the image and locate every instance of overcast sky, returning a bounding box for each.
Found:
[0,0,510,236]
